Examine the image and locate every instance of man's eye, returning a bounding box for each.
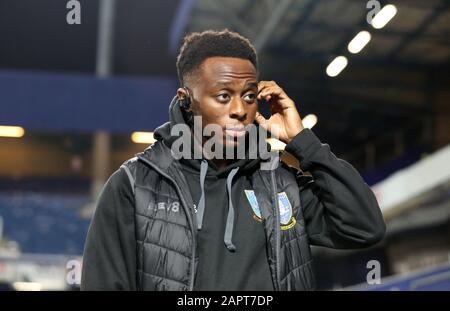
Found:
[217,94,230,102]
[244,93,256,102]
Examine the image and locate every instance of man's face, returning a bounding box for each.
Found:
[184,56,259,149]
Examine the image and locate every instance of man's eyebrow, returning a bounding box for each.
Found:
[212,81,258,88]
[212,81,232,87]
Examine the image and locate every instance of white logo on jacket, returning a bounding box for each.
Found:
[148,201,180,213]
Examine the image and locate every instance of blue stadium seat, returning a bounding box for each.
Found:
[0,192,91,255]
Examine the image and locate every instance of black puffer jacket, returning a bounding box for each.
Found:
[81,96,386,291]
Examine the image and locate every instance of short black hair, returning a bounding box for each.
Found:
[176,29,258,86]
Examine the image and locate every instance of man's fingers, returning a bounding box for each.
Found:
[257,86,283,100]
[257,93,272,101]
[254,111,268,128]
[257,81,276,95]
[258,80,277,89]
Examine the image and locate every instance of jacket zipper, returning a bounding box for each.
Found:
[270,169,282,291]
[138,156,197,291]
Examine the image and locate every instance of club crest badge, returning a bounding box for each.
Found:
[277,192,296,230]
[244,190,263,222]
[244,190,296,229]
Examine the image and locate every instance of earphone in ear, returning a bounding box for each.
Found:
[179,87,194,126]
[179,87,192,110]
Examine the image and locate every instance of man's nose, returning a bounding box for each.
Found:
[229,98,247,120]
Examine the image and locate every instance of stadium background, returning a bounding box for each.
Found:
[0,0,449,290]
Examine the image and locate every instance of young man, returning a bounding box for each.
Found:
[81,29,385,291]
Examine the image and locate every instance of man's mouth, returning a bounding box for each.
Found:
[225,125,247,138]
